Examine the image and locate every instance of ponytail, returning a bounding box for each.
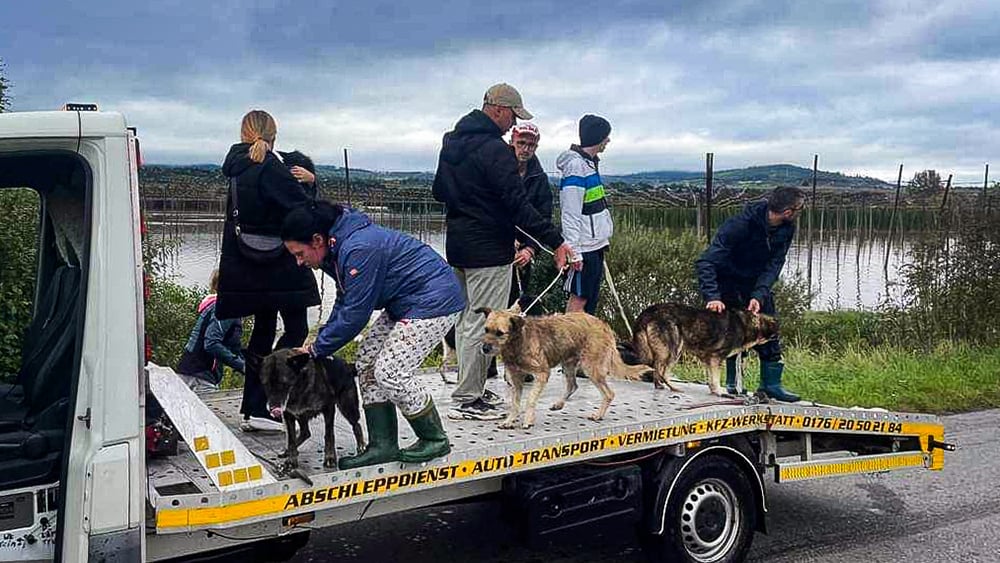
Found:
[282,201,345,244]
[240,110,277,164]
[249,137,269,163]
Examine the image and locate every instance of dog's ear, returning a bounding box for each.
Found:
[474,307,493,317]
[509,315,525,331]
[507,301,522,315]
[286,352,311,372]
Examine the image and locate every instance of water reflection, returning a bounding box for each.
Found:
[148,208,911,319]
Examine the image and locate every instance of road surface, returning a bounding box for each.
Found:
[290,409,999,563]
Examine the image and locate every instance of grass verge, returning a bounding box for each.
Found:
[668,343,1000,414]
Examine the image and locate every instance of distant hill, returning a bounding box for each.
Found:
[607,164,892,189]
[142,162,895,204]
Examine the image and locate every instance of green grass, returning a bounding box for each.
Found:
[668,343,1000,414]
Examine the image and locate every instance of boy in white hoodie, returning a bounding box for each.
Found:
[556,114,613,315]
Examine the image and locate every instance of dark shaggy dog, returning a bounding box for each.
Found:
[629,303,779,395]
[246,349,365,470]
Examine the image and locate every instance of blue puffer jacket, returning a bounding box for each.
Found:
[312,209,465,357]
[695,201,796,302]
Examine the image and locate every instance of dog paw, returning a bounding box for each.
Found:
[323,458,337,469]
[587,413,604,421]
[549,402,565,411]
[277,450,289,458]
[498,419,518,429]
[520,421,534,430]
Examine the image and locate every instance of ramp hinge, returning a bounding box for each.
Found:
[77,408,91,429]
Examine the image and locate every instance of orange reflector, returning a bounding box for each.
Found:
[282,512,315,527]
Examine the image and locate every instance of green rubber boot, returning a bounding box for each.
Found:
[758,361,801,403]
[399,400,451,464]
[338,403,400,470]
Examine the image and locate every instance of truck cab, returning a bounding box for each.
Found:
[0,109,146,562]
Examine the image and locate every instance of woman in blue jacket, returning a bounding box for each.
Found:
[282,202,465,468]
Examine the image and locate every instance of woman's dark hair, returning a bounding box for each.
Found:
[281,201,345,243]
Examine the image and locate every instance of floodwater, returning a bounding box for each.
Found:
[148,208,912,322]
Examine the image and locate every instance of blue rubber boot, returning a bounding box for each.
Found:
[758,361,800,403]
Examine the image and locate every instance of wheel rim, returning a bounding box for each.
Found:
[679,478,741,562]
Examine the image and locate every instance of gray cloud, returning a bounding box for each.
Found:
[2,0,997,182]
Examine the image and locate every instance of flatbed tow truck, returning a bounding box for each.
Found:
[0,108,953,563]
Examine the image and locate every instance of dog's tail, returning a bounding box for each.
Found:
[614,362,655,381]
[631,325,656,366]
[611,343,655,381]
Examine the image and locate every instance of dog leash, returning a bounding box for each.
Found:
[520,266,568,317]
[603,260,633,338]
[512,226,571,317]
[517,226,634,337]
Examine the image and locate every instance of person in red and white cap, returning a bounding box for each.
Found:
[508,122,553,309]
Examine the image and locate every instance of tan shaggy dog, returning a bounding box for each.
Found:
[476,304,651,429]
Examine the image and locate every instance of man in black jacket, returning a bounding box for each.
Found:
[695,186,805,402]
[433,83,574,420]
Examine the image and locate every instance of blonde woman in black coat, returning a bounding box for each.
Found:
[216,110,320,431]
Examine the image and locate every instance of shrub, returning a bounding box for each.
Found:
[894,204,1000,347]
[144,275,203,368]
[0,189,39,379]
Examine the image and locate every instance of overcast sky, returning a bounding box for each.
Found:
[2,1,997,182]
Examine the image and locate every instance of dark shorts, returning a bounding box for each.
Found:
[564,246,606,315]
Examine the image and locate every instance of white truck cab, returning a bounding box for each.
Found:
[0,108,145,562]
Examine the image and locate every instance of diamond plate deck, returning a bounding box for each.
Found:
[147,366,942,533]
[149,367,717,496]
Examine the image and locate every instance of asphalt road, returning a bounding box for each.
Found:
[290,409,999,563]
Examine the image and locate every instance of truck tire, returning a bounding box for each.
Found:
[643,454,756,563]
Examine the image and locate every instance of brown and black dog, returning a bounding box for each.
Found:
[247,349,365,470]
[477,304,651,429]
[629,302,779,395]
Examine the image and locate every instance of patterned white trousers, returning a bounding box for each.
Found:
[356,311,459,416]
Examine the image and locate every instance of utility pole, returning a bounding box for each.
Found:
[884,163,903,274]
[704,153,714,240]
[344,148,351,207]
[807,154,818,295]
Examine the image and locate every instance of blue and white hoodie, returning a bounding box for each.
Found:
[556,146,613,255]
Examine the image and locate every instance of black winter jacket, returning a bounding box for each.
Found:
[215,143,320,319]
[695,201,795,303]
[432,110,563,268]
[514,154,555,253]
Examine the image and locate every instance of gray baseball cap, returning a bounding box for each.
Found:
[484,83,533,120]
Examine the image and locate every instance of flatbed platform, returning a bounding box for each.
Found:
[146,367,944,536]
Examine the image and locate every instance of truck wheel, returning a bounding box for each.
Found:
[643,454,756,563]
